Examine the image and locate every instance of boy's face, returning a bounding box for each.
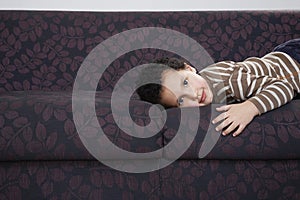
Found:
[160,64,213,108]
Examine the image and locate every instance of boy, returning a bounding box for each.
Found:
[136,39,300,137]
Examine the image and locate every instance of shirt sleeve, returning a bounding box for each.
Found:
[228,66,295,114]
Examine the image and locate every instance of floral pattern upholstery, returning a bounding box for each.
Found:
[0,11,300,199]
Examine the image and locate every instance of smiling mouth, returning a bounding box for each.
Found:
[198,90,206,104]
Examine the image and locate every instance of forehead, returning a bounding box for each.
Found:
[162,69,186,84]
[161,69,187,95]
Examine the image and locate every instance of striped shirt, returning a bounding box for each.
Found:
[199,52,300,114]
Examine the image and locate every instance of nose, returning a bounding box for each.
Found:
[184,87,200,101]
[195,89,202,102]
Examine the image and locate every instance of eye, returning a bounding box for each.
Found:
[178,97,184,106]
[183,79,189,87]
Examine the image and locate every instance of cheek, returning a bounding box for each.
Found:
[183,99,199,107]
[190,76,205,88]
[206,92,213,104]
[199,77,208,87]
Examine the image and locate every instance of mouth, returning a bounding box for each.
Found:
[199,90,206,104]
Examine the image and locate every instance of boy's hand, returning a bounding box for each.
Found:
[212,101,259,137]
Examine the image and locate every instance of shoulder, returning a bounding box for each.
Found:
[262,51,300,70]
[263,51,292,58]
[200,61,237,72]
[262,51,299,64]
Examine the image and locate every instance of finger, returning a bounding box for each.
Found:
[232,124,245,137]
[222,122,238,136]
[216,105,230,112]
[212,112,228,124]
[215,118,232,132]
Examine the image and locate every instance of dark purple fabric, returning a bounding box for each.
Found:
[164,100,300,160]
[0,11,299,94]
[160,160,300,200]
[0,91,163,160]
[0,160,298,200]
[0,91,299,161]
[0,10,300,200]
[0,161,160,200]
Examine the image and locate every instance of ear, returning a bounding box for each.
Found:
[184,63,197,73]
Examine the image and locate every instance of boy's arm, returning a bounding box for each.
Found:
[229,66,295,115]
[212,65,295,137]
[212,101,260,137]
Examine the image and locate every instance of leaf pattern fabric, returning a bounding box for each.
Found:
[0,11,300,199]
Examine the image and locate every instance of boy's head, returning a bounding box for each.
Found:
[136,57,213,108]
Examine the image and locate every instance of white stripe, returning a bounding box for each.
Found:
[260,58,273,76]
[206,71,231,77]
[281,54,300,92]
[264,58,284,79]
[270,52,300,74]
[247,78,257,97]
[260,93,275,110]
[276,56,299,90]
[264,89,281,107]
[255,76,269,94]
[247,61,259,76]
[207,65,235,71]
[217,62,236,68]
[202,65,235,74]
[219,95,227,103]
[266,53,300,92]
[279,82,294,100]
[283,52,300,71]
[268,54,293,75]
[243,63,252,72]
[252,96,267,113]
[229,77,234,96]
[267,83,292,103]
[237,68,245,99]
[287,56,300,92]
[253,61,265,75]
[242,63,253,86]
[246,72,251,88]
[264,57,281,68]
[242,63,258,97]
[291,77,300,92]
[217,85,230,96]
[205,66,233,73]
[205,75,224,83]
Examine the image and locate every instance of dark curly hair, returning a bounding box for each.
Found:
[136,57,187,106]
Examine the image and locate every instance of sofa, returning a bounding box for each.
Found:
[0,10,299,200]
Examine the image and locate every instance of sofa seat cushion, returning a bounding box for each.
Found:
[0,91,164,161]
[1,91,300,162]
[164,100,300,160]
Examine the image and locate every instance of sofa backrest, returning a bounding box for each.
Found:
[0,11,299,93]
